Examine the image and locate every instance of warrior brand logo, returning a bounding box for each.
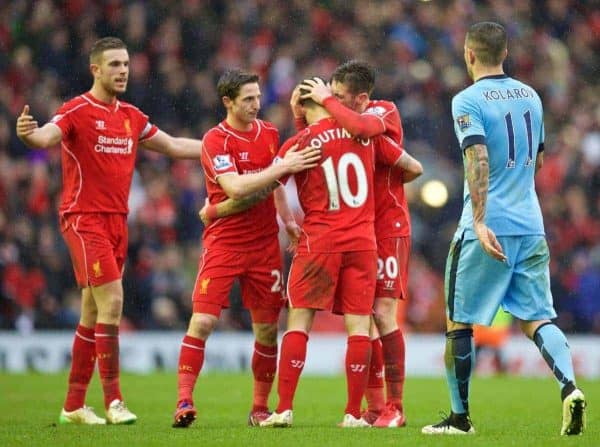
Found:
[290,360,305,369]
[95,135,133,154]
[95,120,106,130]
[239,152,250,161]
[350,364,367,373]
[213,154,233,171]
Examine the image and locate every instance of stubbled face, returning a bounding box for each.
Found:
[331,80,364,112]
[93,48,129,95]
[228,83,261,125]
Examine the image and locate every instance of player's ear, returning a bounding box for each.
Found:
[468,48,476,65]
[356,92,370,106]
[90,63,100,79]
[221,96,232,109]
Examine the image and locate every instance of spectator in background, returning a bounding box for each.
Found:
[0,1,598,334]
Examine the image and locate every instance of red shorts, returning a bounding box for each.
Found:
[288,250,377,315]
[375,236,410,300]
[60,213,127,288]
[192,240,284,323]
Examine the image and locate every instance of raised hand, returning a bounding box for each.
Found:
[290,85,305,119]
[16,105,38,139]
[299,77,332,105]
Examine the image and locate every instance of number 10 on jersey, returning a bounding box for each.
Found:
[321,153,368,211]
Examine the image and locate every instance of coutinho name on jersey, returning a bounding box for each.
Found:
[307,127,370,148]
[95,135,133,154]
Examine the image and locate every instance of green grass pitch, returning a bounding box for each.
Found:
[0,372,597,446]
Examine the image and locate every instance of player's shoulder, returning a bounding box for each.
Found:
[365,99,397,117]
[203,124,228,143]
[257,119,280,135]
[451,83,482,111]
[117,99,146,116]
[56,95,90,114]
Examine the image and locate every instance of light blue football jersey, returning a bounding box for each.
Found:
[452,74,545,240]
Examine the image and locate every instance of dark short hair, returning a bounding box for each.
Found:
[90,37,127,64]
[217,69,260,101]
[466,22,507,66]
[330,60,375,95]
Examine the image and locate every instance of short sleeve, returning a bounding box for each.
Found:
[375,135,403,166]
[49,103,73,137]
[201,131,238,181]
[452,92,485,151]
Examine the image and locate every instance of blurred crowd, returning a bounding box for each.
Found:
[0,0,598,334]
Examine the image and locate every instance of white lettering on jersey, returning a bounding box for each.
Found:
[94,135,133,154]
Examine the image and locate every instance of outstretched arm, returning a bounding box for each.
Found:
[216,144,320,200]
[199,182,280,224]
[395,151,423,183]
[16,105,62,148]
[465,144,506,262]
[140,129,202,159]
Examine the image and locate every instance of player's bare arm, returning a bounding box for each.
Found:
[395,151,423,183]
[299,77,333,105]
[140,129,202,159]
[465,143,506,262]
[535,151,544,175]
[216,144,320,200]
[273,186,301,253]
[16,105,62,148]
[198,182,280,225]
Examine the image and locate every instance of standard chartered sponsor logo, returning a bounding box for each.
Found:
[94,135,133,154]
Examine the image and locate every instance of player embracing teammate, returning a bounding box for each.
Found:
[299,61,422,427]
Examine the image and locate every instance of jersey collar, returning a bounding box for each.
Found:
[475,74,508,82]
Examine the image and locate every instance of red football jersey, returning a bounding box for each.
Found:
[50,92,158,216]
[279,117,402,253]
[201,119,280,250]
[322,97,410,238]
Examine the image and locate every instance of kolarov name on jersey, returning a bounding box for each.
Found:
[95,135,133,154]
[482,87,535,101]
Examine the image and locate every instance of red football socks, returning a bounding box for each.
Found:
[177,335,206,405]
[381,329,406,409]
[345,335,371,418]
[95,323,122,409]
[276,331,308,413]
[252,342,278,412]
[365,337,385,413]
[64,324,96,411]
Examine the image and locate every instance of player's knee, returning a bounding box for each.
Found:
[254,323,278,346]
[372,300,396,333]
[189,313,217,339]
[100,295,123,323]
